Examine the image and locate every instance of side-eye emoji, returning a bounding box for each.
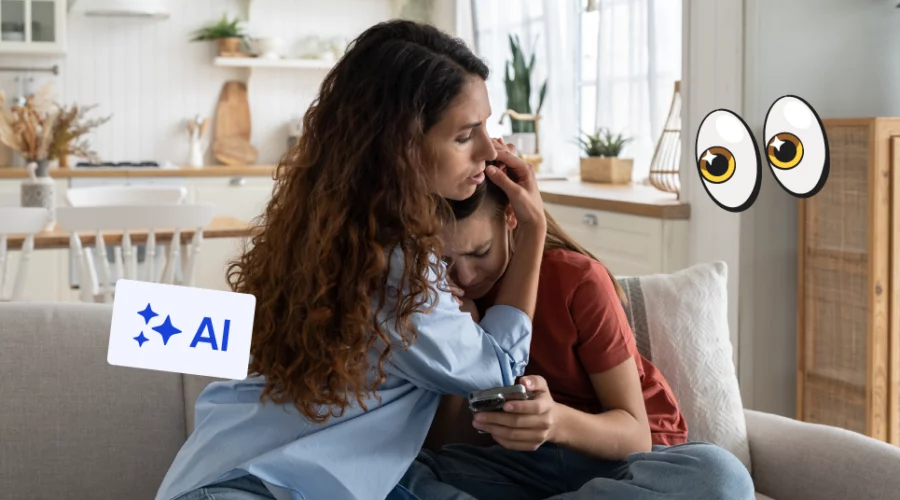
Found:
[695,95,829,213]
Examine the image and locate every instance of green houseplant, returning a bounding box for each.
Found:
[191,14,247,57]
[577,128,634,184]
[503,35,547,154]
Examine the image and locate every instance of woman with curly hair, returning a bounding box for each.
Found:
[154,20,546,500]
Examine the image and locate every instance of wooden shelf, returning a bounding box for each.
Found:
[213,57,334,70]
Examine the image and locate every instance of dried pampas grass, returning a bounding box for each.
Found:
[0,82,111,167]
[0,83,60,162]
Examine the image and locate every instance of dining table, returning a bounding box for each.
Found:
[4,216,256,250]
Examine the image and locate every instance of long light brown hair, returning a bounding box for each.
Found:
[447,177,627,303]
[226,20,491,423]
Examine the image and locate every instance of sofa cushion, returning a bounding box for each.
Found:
[617,262,752,472]
[0,302,186,499]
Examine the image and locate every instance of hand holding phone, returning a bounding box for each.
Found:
[469,376,560,451]
[467,383,534,413]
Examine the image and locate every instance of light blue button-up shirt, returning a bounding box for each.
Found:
[154,248,532,500]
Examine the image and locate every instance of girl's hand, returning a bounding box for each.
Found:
[448,282,465,307]
[471,375,560,451]
[459,297,481,322]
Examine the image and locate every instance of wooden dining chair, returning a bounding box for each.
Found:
[55,203,216,303]
[66,185,188,207]
[0,207,50,301]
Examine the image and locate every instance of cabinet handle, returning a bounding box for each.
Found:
[229,176,246,186]
[582,213,598,226]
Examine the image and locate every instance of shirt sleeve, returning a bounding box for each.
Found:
[570,262,636,374]
[378,250,532,397]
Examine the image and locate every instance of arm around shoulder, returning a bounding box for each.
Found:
[379,259,532,398]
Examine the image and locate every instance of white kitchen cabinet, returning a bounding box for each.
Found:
[0,0,66,55]
[185,175,275,292]
[0,178,70,301]
[187,175,275,222]
[544,202,689,277]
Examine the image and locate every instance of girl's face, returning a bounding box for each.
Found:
[442,203,517,300]
[425,76,498,201]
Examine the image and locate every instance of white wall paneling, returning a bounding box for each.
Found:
[738,0,900,418]
[0,0,394,167]
[680,0,744,385]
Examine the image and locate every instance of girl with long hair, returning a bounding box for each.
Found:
[154,20,546,500]
[399,175,756,499]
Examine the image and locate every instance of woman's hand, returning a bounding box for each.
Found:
[484,142,545,230]
[492,138,516,155]
[470,375,560,451]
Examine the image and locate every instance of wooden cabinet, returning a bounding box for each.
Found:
[0,0,66,55]
[797,118,900,446]
[545,202,689,277]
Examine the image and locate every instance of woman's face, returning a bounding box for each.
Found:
[442,203,517,300]
[425,76,498,201]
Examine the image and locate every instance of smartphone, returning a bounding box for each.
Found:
[467,384,533,413]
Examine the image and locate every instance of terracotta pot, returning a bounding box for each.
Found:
[580,157,633,184]
[217,37,243,56]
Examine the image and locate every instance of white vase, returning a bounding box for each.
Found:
[502,132,537,155]
[21,161,56,229]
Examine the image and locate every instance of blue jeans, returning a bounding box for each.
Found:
[173,475,422,500]
[398,441,755,500]
[172,476,277,500]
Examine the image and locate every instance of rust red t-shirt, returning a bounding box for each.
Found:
[476,248,688,446]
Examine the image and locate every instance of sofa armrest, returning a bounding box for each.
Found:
[745,409,900,500]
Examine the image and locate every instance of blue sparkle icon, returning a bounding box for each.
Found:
[138,303,158,325]
[152,315,182,345]
[133,332,149,347]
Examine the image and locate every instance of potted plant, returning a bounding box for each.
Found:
[49,102,111,168]
[577,128,633,184]
[0,85,60,226]
[191,13,247,57]
[503,34,547,155]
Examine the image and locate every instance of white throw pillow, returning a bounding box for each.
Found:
[617,262,751,472]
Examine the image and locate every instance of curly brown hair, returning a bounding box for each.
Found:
[226,20,490,423]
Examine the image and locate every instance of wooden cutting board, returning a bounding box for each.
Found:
[213,137,258,166]
[213,81,257,165]
[215,81,251,140]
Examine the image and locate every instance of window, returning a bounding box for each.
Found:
[471,0,681,180]
[579,0,682,181]
[471,0,548,140]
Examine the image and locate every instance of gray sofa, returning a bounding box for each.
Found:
[2,301,899,500]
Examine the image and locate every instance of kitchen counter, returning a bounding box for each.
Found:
[537,177,690,219]
[0,165,277,179]
[0,165,689,219]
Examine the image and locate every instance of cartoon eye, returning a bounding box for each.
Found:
[695,109,762,213]
[763,95,829,198]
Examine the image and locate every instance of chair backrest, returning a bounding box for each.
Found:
[55,203,216,303]
[66,185,187,207]
[0,207,50,301]
[0,192,19,207]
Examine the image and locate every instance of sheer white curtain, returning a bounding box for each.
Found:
[470,1,580,175]
[584,0,682,181]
